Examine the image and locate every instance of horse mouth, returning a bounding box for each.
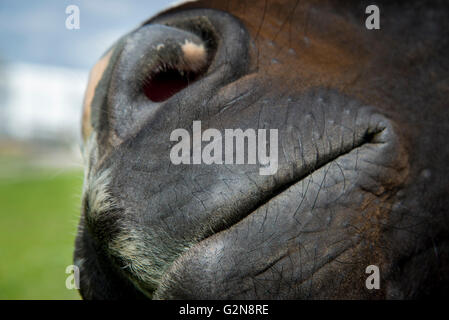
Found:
[151,120,402,299]
[196,128,383,243]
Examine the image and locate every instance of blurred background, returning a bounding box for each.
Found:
[0,0,173,299]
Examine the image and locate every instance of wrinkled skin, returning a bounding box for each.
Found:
[74,0,449,299]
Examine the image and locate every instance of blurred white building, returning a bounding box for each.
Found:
[0,62,88,144]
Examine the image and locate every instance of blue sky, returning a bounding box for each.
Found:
[0,1,177,143]
[0,0,174,70]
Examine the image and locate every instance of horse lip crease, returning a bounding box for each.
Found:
[195,126,383,244]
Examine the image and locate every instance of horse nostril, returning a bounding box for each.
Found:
[103,9,250,141]
[142,39,208,102]
[143,68,201,102]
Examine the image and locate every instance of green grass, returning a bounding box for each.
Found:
[0,167,83,299]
